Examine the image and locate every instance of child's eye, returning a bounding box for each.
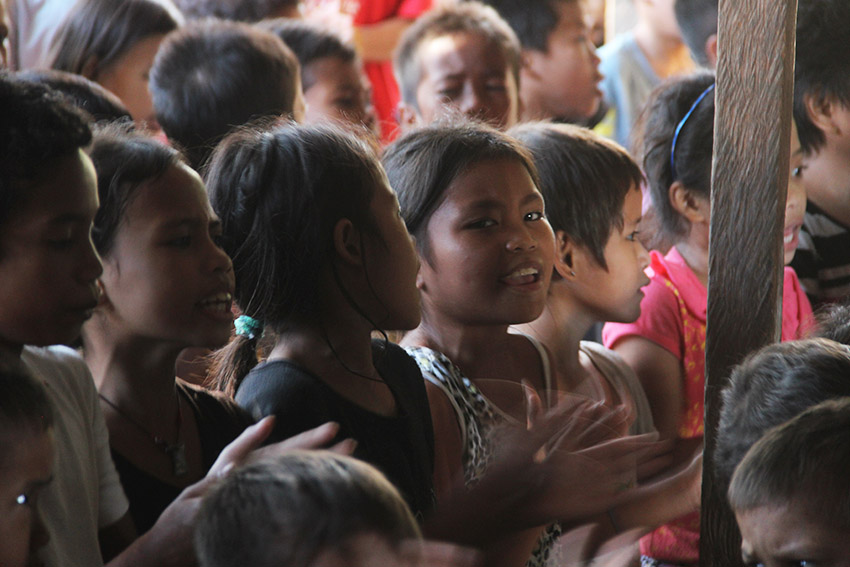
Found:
[626,230,640,241]
[466,218,497,229]
[437,87,461,100]
[524,211,544,222]
[486,83,507,93]
[791,165,807,177]
[167,235,192,248]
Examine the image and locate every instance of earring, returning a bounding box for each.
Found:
[569,270,576,277]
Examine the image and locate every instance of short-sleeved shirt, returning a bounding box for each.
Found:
[790,200,850,307]
[603,247,813,563]
[112,381,254,533]
[235,340,436,519]
[23,346,130,567]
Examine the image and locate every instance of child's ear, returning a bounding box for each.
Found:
[520,49,544,81]
[669,181,709,224]
[332,218,363,266]
[704,34,718,68]
[396,103,421,133]
[805,91,843,137]
[553,230,577,280]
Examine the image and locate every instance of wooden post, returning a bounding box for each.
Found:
[700,1,797,565]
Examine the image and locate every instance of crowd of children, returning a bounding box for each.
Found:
[2,0,850,566]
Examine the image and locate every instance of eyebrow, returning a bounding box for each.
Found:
[464,193,544,211]
[48,213,92,225]
[159,217,220,230]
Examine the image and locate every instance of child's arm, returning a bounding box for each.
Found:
[425,380,465,500]
[612,337,682,442]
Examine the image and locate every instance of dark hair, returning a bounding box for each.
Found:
[510,122,643,268]
[638,70,714,241]
[0,354,54,458]
[258,18,356,92]
[482,0,575,52]
[205,122,383,396]
[0,72,92,233]
[16,69,132,124]
[715,338,850,495]
[383,120,538,260]
[149,19,300,170]
[394,2,521,110]
[793,0,850,154]
[47,0,182,80]
[174,0,299,22]
[673,0,717,68]
[88,123,184,256]
[195,451,420,567]
[816,299,850,345]
[728,397,850,530]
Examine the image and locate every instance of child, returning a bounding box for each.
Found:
[484,0,603,124]
[510,123,653,434]
[602,71,812,565]
[597,0,695,147]
[673,0,718,69]
[46,0,183,133]
[788,0,850,307]
[0,71,344,567]
[195,451,480,567]
[0,356,53,567]
[82,125,254,534]
[393,2,521,130]
[259,19,378,134]
[205,122,434,519]
[728,397,850,567]
[384,122,672,567]
[149,19,303,170]
[715,338,850,495]
[0,0,8,68]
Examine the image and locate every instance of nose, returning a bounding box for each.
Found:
[459,85,488,120]
[79,237,104,283]
[637,239,650,270]
[505,223,538,252]
[206,237,234,277]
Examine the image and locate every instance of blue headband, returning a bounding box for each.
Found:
[670,83,715,181]
[234,315,263,340]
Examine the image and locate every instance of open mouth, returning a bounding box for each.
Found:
[197,292,232,314]
[500,266,542,286]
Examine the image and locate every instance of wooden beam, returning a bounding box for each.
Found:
[701,1,797,566]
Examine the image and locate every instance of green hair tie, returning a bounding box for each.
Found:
[234,315,263,340]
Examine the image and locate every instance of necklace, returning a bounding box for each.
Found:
[98,392,188,477]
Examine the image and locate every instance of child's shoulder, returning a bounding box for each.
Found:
[22,345,94,398]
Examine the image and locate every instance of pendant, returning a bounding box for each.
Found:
[166,443,188,477]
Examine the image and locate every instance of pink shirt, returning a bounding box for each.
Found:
[602,247,813,563]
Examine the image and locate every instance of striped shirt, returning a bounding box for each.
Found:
[791,201,850,307]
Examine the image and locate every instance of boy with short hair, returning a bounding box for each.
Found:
[259,19,378,133]
[714,338,850,495]
[788,0,850,307]
[149,19,303,170]
[728,397,850,567]
[673,0,718,69]
[0,356,54,567]
[393,1,521,130]
[483,0,603,125]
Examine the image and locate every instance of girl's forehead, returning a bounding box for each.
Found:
[441,158,540,204]
[125,164,213,221]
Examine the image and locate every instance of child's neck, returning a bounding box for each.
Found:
[403,311,523,381]
[633,20,694,79]
[513,286,592,392]
[675,238,710,287]
[84,325,183,420]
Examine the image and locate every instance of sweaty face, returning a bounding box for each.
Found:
[526,1,603,122]
[414,32,519,129]
[0,430,54,567]
[98,163,235,349]
[0,150,102,351]
[736,499,850,567]
[784,121,806,265]
[569,188,650,323]
[418,158,555,327]
[96,34,165,133]
[302,56,377,134]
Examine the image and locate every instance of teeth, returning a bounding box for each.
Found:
[199,293,232,311]
[509,267,539,278]
[784,232,794,244]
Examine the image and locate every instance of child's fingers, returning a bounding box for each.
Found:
[328,438,358,456]
[207,415,277,479]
